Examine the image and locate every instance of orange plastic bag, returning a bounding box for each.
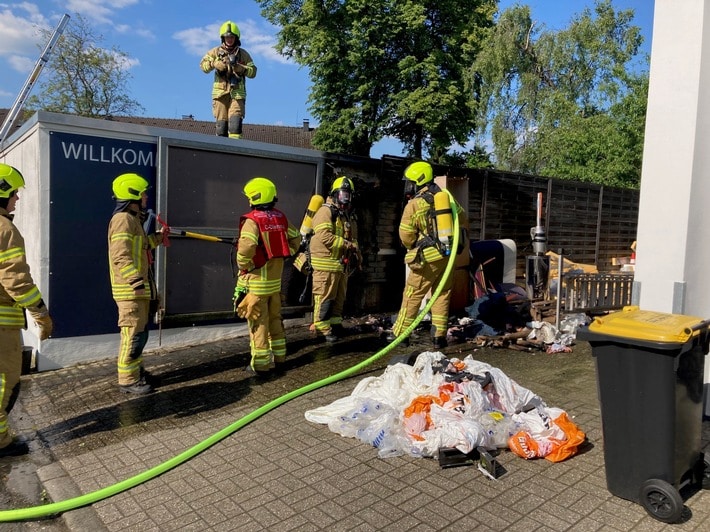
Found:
[544,412,586,463]
[508,431,540,459]
[508,412,586,462]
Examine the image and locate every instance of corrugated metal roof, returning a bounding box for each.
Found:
[0,109,316,150]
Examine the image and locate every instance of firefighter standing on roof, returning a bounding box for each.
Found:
[235,177,300,375]
[388,162,465,349]
[309,177,360,342]
[0,164,53,458]
[108,173,165,395]
[200,21,257,139]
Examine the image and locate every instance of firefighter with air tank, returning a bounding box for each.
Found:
[306,176,360,343]
[387,161,464,349]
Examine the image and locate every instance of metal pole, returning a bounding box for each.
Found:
[556,248,564,329]
[0,13,70,148]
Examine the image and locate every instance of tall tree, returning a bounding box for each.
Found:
[472,0,647,187]
[258,0,496,160]
[26,14,143,118]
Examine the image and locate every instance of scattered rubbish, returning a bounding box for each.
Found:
[477,446,507,480]
[438,447,477,468]
[305,351,586,464]
[437,446,507,479]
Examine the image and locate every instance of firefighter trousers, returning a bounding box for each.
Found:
[213,95,245,137]
[247,292,286,371]
[115,299,150,386]
[312,269,347,335]
[392,260,452,339]
[0,328,22,449]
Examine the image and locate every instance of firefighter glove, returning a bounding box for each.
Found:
[156,228,170,247]
[233,285,247,313]
[28,309,53,340]
[236,293,261,320]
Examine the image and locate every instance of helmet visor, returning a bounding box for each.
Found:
[334,189,352,205]
[403,179,417,199]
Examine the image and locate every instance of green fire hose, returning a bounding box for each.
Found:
[0,192,460,522]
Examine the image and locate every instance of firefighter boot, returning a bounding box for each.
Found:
[432,336,448,349]
[0,439,29,458]
[216,120,228,137]
[385,331,409,346]
[228,116,243,139]
[120,377,153,395]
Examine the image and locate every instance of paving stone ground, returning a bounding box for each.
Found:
[1,317,709,531]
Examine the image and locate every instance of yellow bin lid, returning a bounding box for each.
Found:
[588,306,705,344]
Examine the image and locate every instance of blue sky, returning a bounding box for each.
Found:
[0,1,654,157]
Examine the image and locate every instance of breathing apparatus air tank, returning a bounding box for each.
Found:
[433,190,453,256]
[299,194,324,237]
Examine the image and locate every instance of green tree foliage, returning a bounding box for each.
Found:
[26,14,143,118]
[472,0,647,187]
[440,145,494,169]
[258,0,496,160]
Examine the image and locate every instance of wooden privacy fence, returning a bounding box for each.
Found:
[465,169,639,275]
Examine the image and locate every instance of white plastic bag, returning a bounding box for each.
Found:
[323,398,409,458]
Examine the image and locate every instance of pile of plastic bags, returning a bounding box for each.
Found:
[305,352,585,461]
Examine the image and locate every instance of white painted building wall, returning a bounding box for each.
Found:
[634,0,710,414]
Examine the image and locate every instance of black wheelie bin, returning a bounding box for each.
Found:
[577,306,710,524]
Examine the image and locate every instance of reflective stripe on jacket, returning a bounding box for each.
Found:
[108,210,159,301]
[309,201,358,273]
[200,45,257,100]
[400,186,463,266]
[0,209,43,327]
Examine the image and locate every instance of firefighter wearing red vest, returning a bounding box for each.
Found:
[0,163,53,457]
[108,173,165,395]
[200,21,257,139]
[309,176,359,342]
[235,177,300,375]
[387,162,464,349]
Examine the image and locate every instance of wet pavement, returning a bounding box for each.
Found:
[1,316,710,531]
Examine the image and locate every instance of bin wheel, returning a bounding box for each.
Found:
[639,479,684,523]
[703,457,710,490]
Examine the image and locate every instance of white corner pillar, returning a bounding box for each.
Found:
[634,0,710,414]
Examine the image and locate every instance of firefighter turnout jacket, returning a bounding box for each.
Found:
[236,209,300,295]
[400,184,463,269]
[0,208,45,327]
[309,200,359,272]
[108,210,161,301]
[200,45,257,101]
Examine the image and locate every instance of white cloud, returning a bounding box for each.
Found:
[111,51,139,71]
[7,54,35,72]
[0,3,51,56]
[172,24,213,57]
[174,18,292,65]
[115,23,154,41]
[65,0,139,25]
